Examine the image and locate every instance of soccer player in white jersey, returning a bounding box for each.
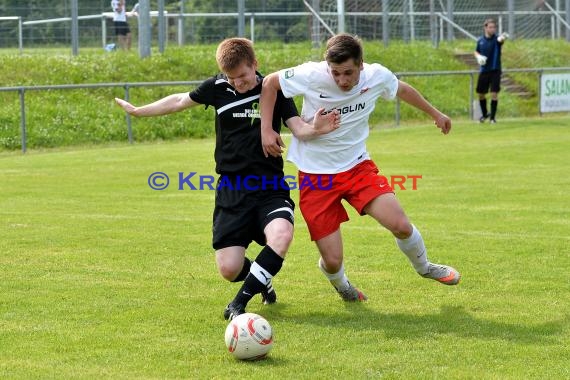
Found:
[111,0,132,50]
[260,33,460,302]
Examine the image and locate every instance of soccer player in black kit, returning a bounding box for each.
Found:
[115,38,339,320]
[474,18,509,124]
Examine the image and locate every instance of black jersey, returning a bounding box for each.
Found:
[189,73,298,177]
[476,34,502,73]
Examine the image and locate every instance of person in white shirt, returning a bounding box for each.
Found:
[111,0,132,50]
[260,33,460,302]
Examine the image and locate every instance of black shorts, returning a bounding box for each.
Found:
[212,176,295,250]
[114,21,130,36]
[477,70,501,94]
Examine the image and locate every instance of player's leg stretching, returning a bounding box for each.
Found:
[216,246,277,306]
[316,230,368,301]
[224,200,294,320]
[216,246,249,283]
[363,193,461,285]
[299,170,367,302]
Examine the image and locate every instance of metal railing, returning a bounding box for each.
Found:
[396,67,570,125]
[0,80,201,153]
[1,67,569,153]
[0,16,23,52]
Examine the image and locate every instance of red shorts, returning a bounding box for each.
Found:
[299,160,394,241]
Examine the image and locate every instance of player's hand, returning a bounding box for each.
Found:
[498,32,510,42]
[312,108,340,135]
[476,54,487,66]
[433,113,451,135]
[261,126,285,158]
[115,97,137,115]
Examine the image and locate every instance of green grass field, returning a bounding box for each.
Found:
[1,117,569,379]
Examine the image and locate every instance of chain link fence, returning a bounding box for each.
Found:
[1,0,569,52]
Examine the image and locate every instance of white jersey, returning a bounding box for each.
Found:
[278,61,398,174]
[111,0,127,22]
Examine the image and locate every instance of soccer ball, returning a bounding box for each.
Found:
[224,313,273,360]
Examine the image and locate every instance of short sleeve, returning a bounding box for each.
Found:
[278,62,317,99]
[189,76,216,106]
[371,64,399,101]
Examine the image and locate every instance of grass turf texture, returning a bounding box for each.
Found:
[2,39,570,149]
[1,117,569,379]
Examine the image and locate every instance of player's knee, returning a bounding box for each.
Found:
[390,219,413,239]
[266,224,293,255]
[321,255,343,273]
[216,260,241,281]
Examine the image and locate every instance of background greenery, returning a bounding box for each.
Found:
[1,39,570,150]
[1,118,569,378]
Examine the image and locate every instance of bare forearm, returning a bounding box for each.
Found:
[286,118,319,141]
[397,81,442,119]
[131,93,192,117]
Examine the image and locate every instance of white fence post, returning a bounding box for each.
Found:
[508,0,515,39]
[337,0,345,33]
[18,17,23,53]
[382,0,389,47]
[71,0,79,56]
[138,0,151,58]
[238,0,245,37]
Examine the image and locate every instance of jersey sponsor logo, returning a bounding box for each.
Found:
[284,69,294,79]
[322,102,366,115]
[232,101,261,126]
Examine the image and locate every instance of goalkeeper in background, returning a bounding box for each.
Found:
[474,18,509,124]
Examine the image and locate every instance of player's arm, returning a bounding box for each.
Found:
[114,93,198,117]
[260,73,284,157]
[474,39,488,65]
[396,80,451,135]
[285,108,340,141]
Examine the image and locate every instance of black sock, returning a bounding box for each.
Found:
[490,100,498,120]
[232,246,283,306]
[231,257,251,282]
[479,99,488,117]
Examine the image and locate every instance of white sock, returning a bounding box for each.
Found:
[395,224,430,274]
[318,258,350,291]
